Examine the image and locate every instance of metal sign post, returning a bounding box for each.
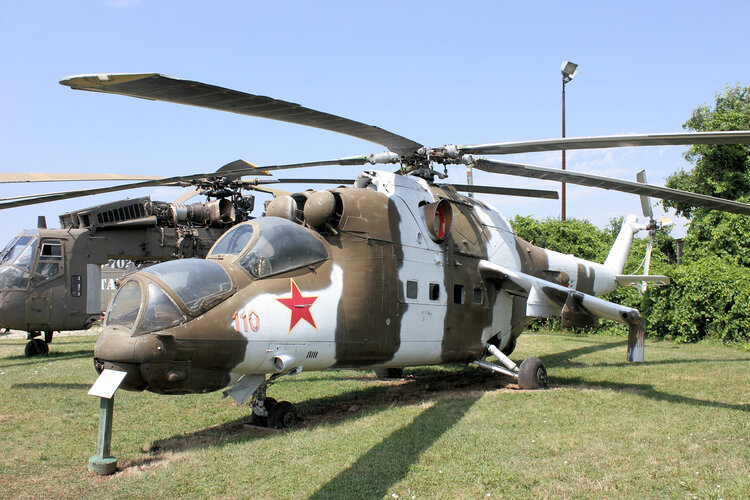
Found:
[87,369,127,475]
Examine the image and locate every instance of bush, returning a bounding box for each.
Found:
[642,257,750,344]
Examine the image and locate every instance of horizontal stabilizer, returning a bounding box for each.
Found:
[615,275,671,286]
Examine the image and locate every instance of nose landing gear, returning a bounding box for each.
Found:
[222,371,300,429]
[24,331,54,357]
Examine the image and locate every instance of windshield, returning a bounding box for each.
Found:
[0,266,31,291]
[0,234,38,270]
[0,233,38,290]
[105,281,186,334]
[106,281,142,330]
[139,283,185,333]
[143,259,232,310]
[208,224,254,256]
[236,217,328,279]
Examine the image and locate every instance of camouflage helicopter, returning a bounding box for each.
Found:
[7,73,750,429]
[0,171,260,356]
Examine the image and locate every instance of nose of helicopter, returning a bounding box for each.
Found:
[94,325,239,395]
[93,327,156,391]
[0,290,27,330]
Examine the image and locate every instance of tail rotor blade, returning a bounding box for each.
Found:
[636,170,654,219]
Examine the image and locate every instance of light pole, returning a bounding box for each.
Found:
[560,60,578,221]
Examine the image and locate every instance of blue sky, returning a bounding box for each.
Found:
[2,1,749,246]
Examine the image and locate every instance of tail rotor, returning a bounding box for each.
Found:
[636,170,673,293]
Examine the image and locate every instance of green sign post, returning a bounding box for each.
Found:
[87,369,127,475]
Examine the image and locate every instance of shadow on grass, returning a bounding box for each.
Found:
[143,369,504,460]
[0,349,92,367]
[309,395,479,500]
[11,382,90,390]
[539,340,628,368]
[595,357,750,368]
[555,375,749,413]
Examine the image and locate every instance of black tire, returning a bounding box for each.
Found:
[268,401,297,429]
[44,331,53,344]
[501,335,517,356]
[24,339,49,357]
[250,412,267,427]
[518,357,548,389]
[250,398,277,427]
[374,367,403,379]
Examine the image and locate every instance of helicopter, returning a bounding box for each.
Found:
[6,73,750,428]
[0,173,258,356]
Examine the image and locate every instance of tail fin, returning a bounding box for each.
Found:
[603,215,644,274]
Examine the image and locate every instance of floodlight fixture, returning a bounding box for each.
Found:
[561,60,578,83]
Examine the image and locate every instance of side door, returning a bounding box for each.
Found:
[25,239,64,328]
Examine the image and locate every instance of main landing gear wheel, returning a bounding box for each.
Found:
[374,368,403,379]
[24,338,49,357]
[518,357,548,390]
[268,401,297,429]
[250,397,277,427]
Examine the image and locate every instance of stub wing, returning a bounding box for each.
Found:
[478,260,645,362]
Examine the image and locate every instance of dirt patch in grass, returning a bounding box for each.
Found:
[145,419,256,454]
[566,382,649,394]
[0,414,20,424]
[85,452,186,480]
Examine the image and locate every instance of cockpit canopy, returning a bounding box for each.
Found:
[105,259,232,334]
[208,217,328,279]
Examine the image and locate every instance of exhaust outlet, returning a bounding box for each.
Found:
[272,354,297,372]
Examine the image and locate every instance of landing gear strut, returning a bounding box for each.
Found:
[24,331,53,357]
[223,371,300,429]
[248,374,298,429]
[472,342,548,390]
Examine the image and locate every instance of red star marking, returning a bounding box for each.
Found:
[276,279,319,333]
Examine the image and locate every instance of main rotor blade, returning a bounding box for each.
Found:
[473,158,750,215]
[0,172,164,183]
[218,156,369,173]
[258,178,355,186]
[460,131,750,155]
[0,157,354,210]
[257,178,558,199]
[61,73,424,157]
[0,179,187,210]
[446,184,558,199]
[172,187,201,204]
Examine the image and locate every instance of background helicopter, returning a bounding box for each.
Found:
[5,73,748,428]
[0,172,261,356]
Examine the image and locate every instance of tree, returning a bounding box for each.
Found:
[664,84,750,217]
[664,84,750,266]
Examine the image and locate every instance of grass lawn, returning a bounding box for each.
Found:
[0,332,748,499]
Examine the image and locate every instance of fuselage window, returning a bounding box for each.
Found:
[453,284,465,304]
[406,280,418,299]
[33,241,63,284]
[473,288,483,305]
[71,275,82,297]
[429,283,440,301]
